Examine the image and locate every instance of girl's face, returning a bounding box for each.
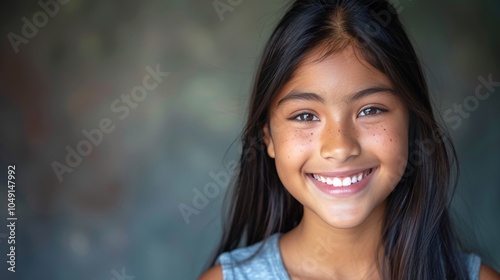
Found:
[263,46,409,229]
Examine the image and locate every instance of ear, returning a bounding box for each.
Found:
[262,124,275,158]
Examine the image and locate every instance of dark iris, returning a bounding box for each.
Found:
[296,113,317,121]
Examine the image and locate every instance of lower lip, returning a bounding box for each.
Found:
[308,168,375,197]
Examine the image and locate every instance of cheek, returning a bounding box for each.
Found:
[362,121,409,182]
[271,126,319,185]
[274,127,317,159]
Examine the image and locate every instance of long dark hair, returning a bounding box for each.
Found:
[210,0,468,278]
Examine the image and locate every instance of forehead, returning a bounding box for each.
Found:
[273,45,393,105]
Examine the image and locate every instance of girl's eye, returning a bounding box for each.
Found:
[358,107,387,117]
[292,113,319,122]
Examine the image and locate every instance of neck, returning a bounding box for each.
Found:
[280,202,386,279]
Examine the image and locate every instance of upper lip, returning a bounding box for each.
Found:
[309,167,374,178]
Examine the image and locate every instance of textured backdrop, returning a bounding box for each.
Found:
[0,0,498,279]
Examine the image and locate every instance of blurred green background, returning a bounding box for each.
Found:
[0,0,498,279]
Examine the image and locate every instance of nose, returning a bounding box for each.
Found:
[320,120,361,162]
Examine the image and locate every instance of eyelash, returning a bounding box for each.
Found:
[289,107,388,122]
[358,106,388,117]
[290,113,319,122]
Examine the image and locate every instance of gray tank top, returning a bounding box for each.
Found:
[216,233,481,280]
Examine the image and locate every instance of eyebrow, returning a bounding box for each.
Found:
[277,85,394,106]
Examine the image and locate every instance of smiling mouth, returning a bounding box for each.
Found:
[310,168,373,187]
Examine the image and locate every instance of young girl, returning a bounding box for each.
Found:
[201,0,500,279]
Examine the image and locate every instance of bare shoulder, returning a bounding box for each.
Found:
[480,264,500,280]
[199,265,223,280]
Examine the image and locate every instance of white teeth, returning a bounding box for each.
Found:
[332,178,342,187]
[320,176,327,183]
[351,175,358,183]
[312,169,371,187]
[342,177,351,187]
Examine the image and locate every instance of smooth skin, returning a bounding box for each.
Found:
[199,47,500,279]
[264,45,407,279]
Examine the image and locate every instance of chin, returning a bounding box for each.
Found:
[320,200,386,230]
[318,208,370,229]
[325,217,367,229]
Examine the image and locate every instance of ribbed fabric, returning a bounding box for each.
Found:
[216,234,288,280]
[216,233,482,280]
[465,252,481,280]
